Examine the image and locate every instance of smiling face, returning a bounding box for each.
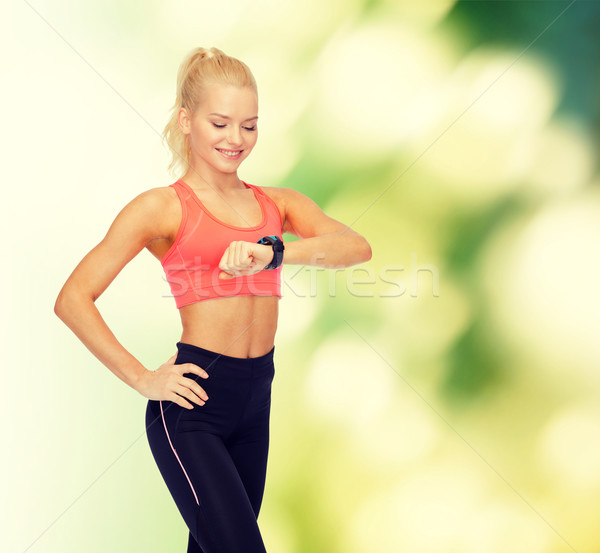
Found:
[180,83,259,178]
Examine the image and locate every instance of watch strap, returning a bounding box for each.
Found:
[257,235,285,270]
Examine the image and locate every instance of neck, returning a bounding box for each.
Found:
[182,167,244,193]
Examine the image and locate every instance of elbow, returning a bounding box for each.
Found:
[363,240,372,262]
[346,235,371,266]
[358,237,372,263]
[54,287,91,320]
[54,290,70,320]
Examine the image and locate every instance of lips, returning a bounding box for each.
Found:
[216,148,243,158]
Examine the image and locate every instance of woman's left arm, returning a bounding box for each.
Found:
[279,187,372,268]
[218,187,372,279]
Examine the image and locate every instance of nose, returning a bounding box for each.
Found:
[227,126,242,146]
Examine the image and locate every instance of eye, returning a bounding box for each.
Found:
[212,123,226,128]
[243,126,257,131]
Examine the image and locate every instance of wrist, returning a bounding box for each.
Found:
[257,235,285,270]
[130,367,151,395]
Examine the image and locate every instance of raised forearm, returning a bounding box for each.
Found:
[54,292,149,393]
[282,229,372,268]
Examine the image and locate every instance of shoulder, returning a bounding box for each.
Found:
[112,185,179,239]
[253,185,316,212]
[124,185,178,216]
[134,184,176,206]
[252,185,313,225]
[251,185,326,237]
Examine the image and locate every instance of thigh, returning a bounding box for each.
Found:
[227,438,269,519]
[225,361,274,518]
[146,399,200,532]
[226,414,269,518]
[146,401,268,553]
[174,430,268,553]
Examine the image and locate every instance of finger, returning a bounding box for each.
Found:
[218,260,233,276]
[234,241,246,267]
[192,383,209,401]
[222,266,242,278]
[179,381,208,404]
[218,247,231,272]
[219,270,235,279]
[224,242,235,267]
[188,381,209,401]
[184,363,209,379]
[231,241,246,268]
[241,256,253,269]
[219,250,236,274]
[237,265,258,276]
[158,353,178,371]
[171,392,195,410]
[231,242,243,268]
[239,243,254,268]
[242,242,256,266]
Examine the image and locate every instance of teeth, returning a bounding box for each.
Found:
[218,149,241,157]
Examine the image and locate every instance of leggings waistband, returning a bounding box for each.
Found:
[176,341,275,369]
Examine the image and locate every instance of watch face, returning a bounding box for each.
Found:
[259,236,281,246]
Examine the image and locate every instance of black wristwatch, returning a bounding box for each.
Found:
[257,235,285,270]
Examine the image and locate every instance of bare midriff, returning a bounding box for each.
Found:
[178,294,279,359]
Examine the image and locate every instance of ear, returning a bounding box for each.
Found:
[178,107,192,134]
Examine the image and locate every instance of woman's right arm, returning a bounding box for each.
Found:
[53,188,209,407]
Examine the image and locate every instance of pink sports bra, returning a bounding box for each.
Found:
[161,179,283,308]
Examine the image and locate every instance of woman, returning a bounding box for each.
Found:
[54,46,372,553]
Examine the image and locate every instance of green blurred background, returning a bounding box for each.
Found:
[3,0,600,552]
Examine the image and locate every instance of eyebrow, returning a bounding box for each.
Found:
[208,113,258,122]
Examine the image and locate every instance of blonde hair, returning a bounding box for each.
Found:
[162,47,258,178]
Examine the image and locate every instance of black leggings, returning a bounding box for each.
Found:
[145,341,275,553]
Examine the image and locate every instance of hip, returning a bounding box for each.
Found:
[146,341,276,437]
